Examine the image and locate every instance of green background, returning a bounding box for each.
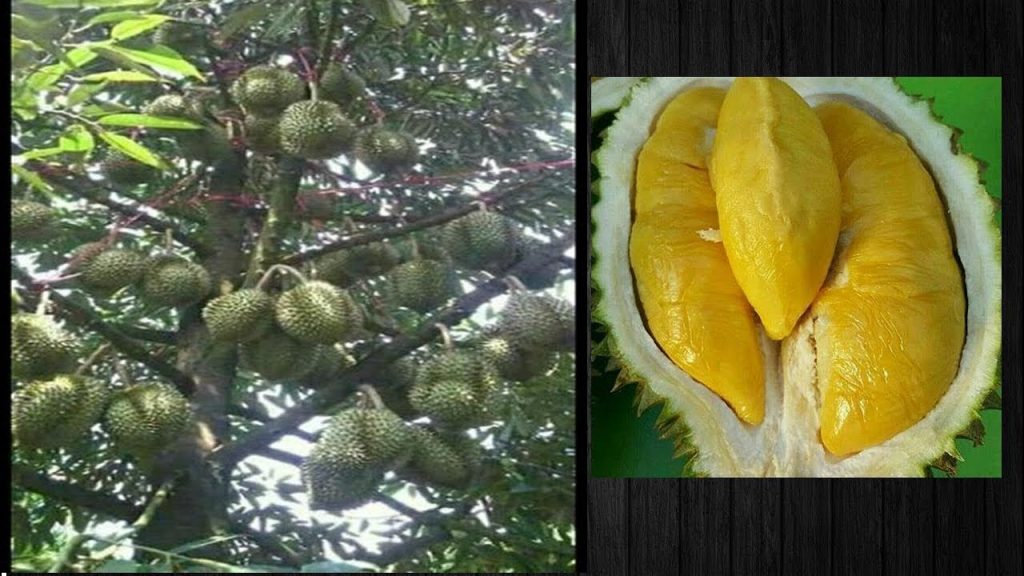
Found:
[590,77,1003,478]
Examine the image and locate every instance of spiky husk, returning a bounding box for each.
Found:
[383,259,459,313]
[591,77,1002,477]
[244,115,281,155]
[354,127,418,174]
[101,152,157,186]
[440,211,523,272]
[278,100,357,159]
[12,200,56,242]
[104,382,191,457]
[230,66,306,115]
[239,330,323,381]
[274,281,359,344]
[12,314,80,381]
[78,248,146,292]
[140,255,211,307]
[13,375,109,450]
[409,349,499,426]
[479,333,558,382]
[498,291,575,353]
[319,64,366,105]
[143,94,205,121]
[298,344,356,389]
[201,289,275,343]
[403,426,470,488]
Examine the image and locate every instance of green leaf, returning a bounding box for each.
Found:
[81,70,158,83]
[81,10,147,29]
[111,15,170,40]
[100,45,203,79]
[22,0,161,8]
[97,131,165,168]
[12,164,54,193]
[60,125,96,152]
[93,559,141,573]
[98,113,203,130]
[67,82,108,106]
[220,2,275,40]
[18,147,66,161]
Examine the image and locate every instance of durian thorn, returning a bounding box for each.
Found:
[357,384,386,410]
[75,343,112,376]
[434,323,453,350]
[502,276,528,292]
[34,289,52,316]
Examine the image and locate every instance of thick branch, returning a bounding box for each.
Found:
[110,324,177,345]
[12,464,142,521]
[280,177,544,265]
[211,238,572,465]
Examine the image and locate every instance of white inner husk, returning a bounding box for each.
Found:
[593,77,1002,477]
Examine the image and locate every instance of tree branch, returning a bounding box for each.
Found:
[12,464,142,522]
[110,324,178,345]
[279,177,544,265]
[210,237,573,465]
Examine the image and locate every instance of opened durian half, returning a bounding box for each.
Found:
[591,77,1001,477]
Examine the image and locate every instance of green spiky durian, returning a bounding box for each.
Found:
[201,289,275,342]
[101,151,158,186]
[244,114,281,154]
[230,65,306,115]
[302,452,381,510]
[404,426,470,488]
[440,210,523,272]
[299,344,356,388]
[13,375,110,450]
[347,242,402,276]
[498,291,574,352]
[12,200,56,242]
[143,94,205,121]
[315,407,412,469]
[377,356,418,418]
[104,382,191,457]
[479,332,558,382]
[140,255,211,307]
[319,64,366,105]
[78,248,146,292]
[12,314,79,381]
[383,259,458,313]
[408,349,499,426]
[354,127,418,174]
[153,20,204,53]
[278,100,357,159]
[274,281,358,344]
[239,330,323,380]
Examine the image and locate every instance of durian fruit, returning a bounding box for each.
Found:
[298,344,356,389]
[591,77,1001,476]
[101,151,158,186]
[278,100,357,159]
[77,248,147,293]
[13,375,110,450]
[479,331,557,382]
[12,313,79,381]
[319,64,366,105]
[354,127,418,174]
[383,259,459,313]
[65,241,110,273]
[12,200,56,242]
[244,115,281,155]
[440,210,523,272]
[143,94,205,122]
[104,382,191,457]
[377,357,418,418]
[153,20,205,53]
[302,406,411,510]
[408,349,499,426]
[177,126,235,163]
[230,65,306,115]
[311,242,401,287]
[497,291,575,352]
[140,255,212,307]
[201,289,275,342]
[274,281,359,344]
[403,426,470,488]
[239,329,323,380]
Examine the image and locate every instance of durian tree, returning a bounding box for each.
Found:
[11,0,576,572]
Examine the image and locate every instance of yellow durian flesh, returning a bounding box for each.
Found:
[812,102,966,456]
[708,77,842,340]
[630,87,765,425]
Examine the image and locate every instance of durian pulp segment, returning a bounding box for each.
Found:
[809,102,966,456]
[708,77,842,341]
[630,87,765,425]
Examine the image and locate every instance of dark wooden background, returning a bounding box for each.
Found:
[584,0,1022,574]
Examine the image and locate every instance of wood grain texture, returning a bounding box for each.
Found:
[586,0,1023,574]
